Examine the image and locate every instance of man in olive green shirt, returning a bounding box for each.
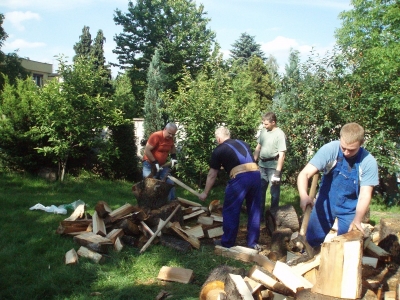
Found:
[254,112,287,222]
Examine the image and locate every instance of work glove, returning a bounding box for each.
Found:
[170,154,178,168]
[271,170,281,185]
[152,160,160,173]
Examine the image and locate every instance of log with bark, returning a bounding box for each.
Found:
[265,204,300,236]
[199,265,246,300]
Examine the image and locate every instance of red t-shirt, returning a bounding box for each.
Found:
[143,130,174,165]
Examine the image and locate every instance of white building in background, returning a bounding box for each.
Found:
[20,58,58,86]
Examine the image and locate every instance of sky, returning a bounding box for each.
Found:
[1,0,352,77]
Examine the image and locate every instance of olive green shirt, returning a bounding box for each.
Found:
[257,127,287,168]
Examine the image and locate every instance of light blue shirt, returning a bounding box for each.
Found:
[309,140,379,187]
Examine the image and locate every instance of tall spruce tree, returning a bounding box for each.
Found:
[230,32,266,64]
[143,49,166,139]
[73,26,92,62]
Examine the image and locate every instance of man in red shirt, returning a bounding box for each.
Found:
[143,123,178,200]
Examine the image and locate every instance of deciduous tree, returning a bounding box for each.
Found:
[113,0,216,104]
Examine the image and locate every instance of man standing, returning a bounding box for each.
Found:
[198,126,261,250]
[143,123,178,200]
[297,123,379,248]
[253,112,287,221]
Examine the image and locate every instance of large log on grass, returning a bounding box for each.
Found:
[200,265,246,300]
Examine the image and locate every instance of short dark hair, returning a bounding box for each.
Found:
[262,112,277,123]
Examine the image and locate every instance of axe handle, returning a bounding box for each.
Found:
[299,173,319,236]
[167,175,201,197]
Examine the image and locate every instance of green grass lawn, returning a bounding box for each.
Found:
[0,172,397,299]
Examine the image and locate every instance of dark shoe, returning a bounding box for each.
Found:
[214,239,222,246]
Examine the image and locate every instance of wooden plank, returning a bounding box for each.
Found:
[65,248,78,265]
[243,276,262,294]
[365,238,392,262]
[64,204,86,221]
[114,237,123,252]
[273,261,313,293]
[157,266,193,284]
[92,211,106,236]
[214,245,257,263]
[73,232,113,254]
[252,254,275,273]
[248,265,293,296]
[77,246,104,264]
[177,197,202,207]
[182,225,204,239]
[303,268,317,286]
[105,228,124,244]
[94,201,112,218]
[183,209,205,220]
[108,203,136,222]
[183,206,202,214]
[169,223,200,249]
[207,226,223,238]
[198,215,214,226]
[384,291,396,300]
[211,213,223,223]
[290,254,320,276]
[229,274,254,300]
[57,219,92,234]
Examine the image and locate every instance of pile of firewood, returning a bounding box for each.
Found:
[57,197,224,264]
[203,213,400,300]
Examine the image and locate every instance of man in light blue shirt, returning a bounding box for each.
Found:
[297,123,379,248]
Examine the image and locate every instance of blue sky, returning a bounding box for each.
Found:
[1,0,351,77]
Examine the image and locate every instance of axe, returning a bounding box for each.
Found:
[287,173,319,266]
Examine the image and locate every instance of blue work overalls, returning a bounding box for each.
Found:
[222,141,261,248]
[306,147,363,247]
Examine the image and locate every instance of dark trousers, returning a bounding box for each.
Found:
[221,171,261,248]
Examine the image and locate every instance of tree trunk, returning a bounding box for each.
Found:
[265,204,300,236]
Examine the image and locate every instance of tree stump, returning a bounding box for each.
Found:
[378,218,400,264]
[265,204,300,236]
[199,265,246,300]
[132,177,173,209]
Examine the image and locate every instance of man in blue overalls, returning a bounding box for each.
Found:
[297,123,379,248]
[198,126,261,250]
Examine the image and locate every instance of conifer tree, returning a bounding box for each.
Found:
[143,49,166,139]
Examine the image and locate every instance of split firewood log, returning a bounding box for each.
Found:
[199,265,246,300]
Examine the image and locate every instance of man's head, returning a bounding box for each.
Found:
[163,123,177,139]
[262,112,277,131]
[339,123,365,158]
[215,126,230,144]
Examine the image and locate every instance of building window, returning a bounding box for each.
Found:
[32,73,43,86]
